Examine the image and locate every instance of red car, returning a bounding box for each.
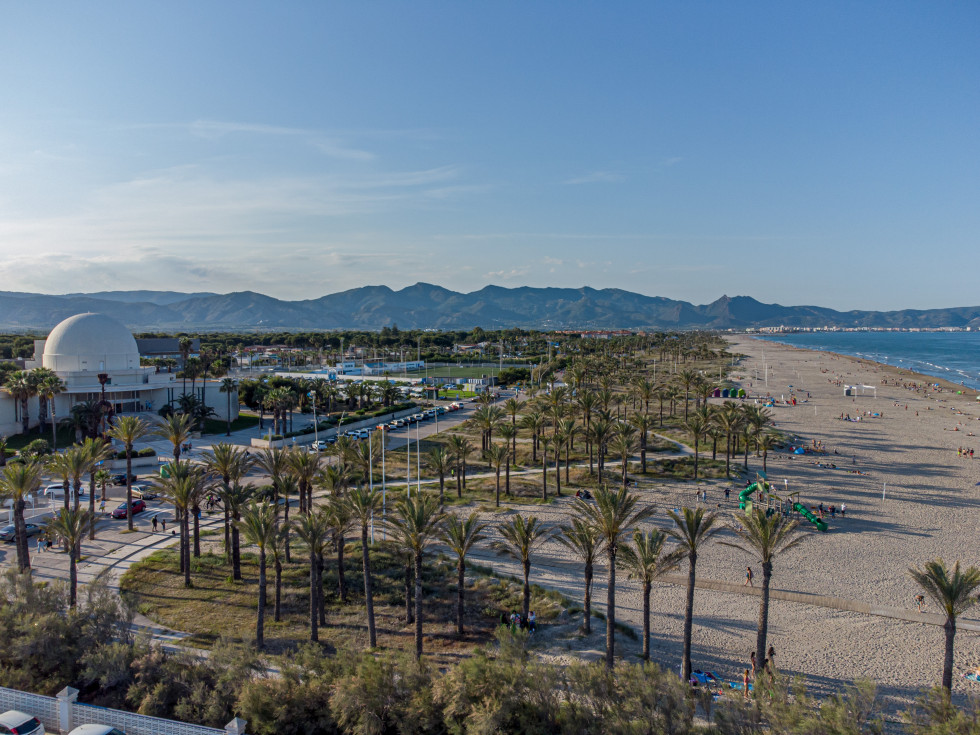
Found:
[112,499,146,518]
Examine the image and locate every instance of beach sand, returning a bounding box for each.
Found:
[470,335,980,713]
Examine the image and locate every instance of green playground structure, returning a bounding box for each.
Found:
[793,502,829,532]
[738,481,770,510]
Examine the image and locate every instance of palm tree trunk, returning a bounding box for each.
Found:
[192,503,201,557]
[583,562,592,635]
[182,513,191,588]
[495,468,501,507]
[640,434,647,474]
[554,444,561,496]
[13,500,30,572]
[505,456,511,496]
[256,549,266,650]
[414,552,424,660]
[232,524,242,580]
[682,554,697,681]
[68,551,78,608]
[309,550,319,642]
[88,473,97,540]
[317,553,326,627]
[456,560,466,635]
[223,505,232,562]
[693,438,700,481]
[522,559,531,621]
[404,561,414,623]
[283,501,291,563]
[757,561,772,671]
[274,559,282,622]
[541,453,547,500]
[438,470,445,502]
[456,463,462,498]
[943,617,956,692]
[642,581,651,661]
[605,546,616,668]
[362,525,377,647]
[337,535,347,603]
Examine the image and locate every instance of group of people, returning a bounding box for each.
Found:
[501,610,537,634]
[957,447,975,458]
[740,646,777,696]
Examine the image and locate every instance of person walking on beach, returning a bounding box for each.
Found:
[750,651,757,679]
[745,566,754,587]
[743,668,750,697]
[767,645,775,670]
[840,503,846,517]
[152,515,158,532]
[915,594,925,612]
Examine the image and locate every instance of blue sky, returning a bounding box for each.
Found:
[0,2,977,310]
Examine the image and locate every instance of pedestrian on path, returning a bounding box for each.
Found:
[99,498,106,514]
[161,518,166,532]
[152,515,158,532]
[915,594,925,612]
[36,535,45,553]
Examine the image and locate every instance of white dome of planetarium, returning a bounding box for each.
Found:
[42,313,141,372]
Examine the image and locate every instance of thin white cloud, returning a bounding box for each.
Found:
[563,170,624,185]
[662,156,683,167]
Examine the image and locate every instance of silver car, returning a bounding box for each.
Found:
[0,710,44,735]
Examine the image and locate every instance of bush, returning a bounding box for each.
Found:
[21,439,51,458]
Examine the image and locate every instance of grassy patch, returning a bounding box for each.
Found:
[3,426,76,451]
[119,541,518,664]
[202,415,261,435]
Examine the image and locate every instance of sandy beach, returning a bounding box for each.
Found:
[471,335,980,713]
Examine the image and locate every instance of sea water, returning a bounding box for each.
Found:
[754,332,980,391]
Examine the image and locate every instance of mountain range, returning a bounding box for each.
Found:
[1,285,979,331]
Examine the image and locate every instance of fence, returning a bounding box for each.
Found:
[0,685,245,735]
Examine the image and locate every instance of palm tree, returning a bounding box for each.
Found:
[619,530,683,661]
[519,410,544,463]
[666,507,723,681]
[44,508,96,608]
[758,431,778,473]
[154,412,195,461]
[81,438,114,538]
[386,494,446,659]
[556,418,578,485]
[491,514,554,621]
[236,500,278,649]
[202,443,253,564]
[484,443,507,507]
[909,559,980,692]
[573,485,655,667]
[0,460,43,571]
[497,425,516,496]
[2,371,35,435]
[219,378,238,436]
[721,508,806,671]
[714,401,743,478]
[629,413,652,474]
[588,417,614,478]
[684,408,711,481]
[348,485,384,648]
[268,522,290,623]
[555,518,605,635]
[37,373,66,450]
[676,369,699,422]
[325,493,355,603]
[155,463,202,588]
[609,432,636,489]
[222,483,254,581]
[441,512,489,636]
[504,397,526,458]
[287,449,320,515]
[426,447,452,502]
[293,509,331,642]
[62,444,89,512]
[94,469,112,500]
[447,435,472,497]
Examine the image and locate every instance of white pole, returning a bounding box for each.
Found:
[406,418,411,498]
[369,431,374,543]
[882,482,886,502]
[416,421,422,495]
[381,429,387,540]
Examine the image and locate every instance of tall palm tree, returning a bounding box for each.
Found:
[347,485,384,648]
[426,446,452,502]
[629,413,652,474]
[714,402,743,478]
[556,418,579,485]
[721,508,806,671]
[619,530,683,661]
[287,449,320,515]
[491,514,554,621]
[293,509,331,642]
[573,485,655,667]
[268,522,290,623]
[236,500,278,650]
[519,410,544,464]
[441,512,489,636]
[666,507,723,681]
[219,377,238,436]
[0,460,43,571]
[37,373,66,450]
[2,371,35,435]
[386,494,446,659]
[202,443,253,564]
[81,437,114,538]
[44,507,95,608]
[484,443,507,507]
[155,464,202,588]
[676,368,699,422]
[504,397,526,458]
[325,493,355,603]
[63,444,89,513]
[221,483,254,581]
[758,431,778,473]
[538,435,551,500]
[609,432,636,489]
[447,435,472,497]
[684,408,711,482]
[909,559,980,692]
[555,518,605,635]
[497,424,516,495]
[154,412,195,461]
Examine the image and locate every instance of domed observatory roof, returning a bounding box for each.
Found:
[42,313,141,372]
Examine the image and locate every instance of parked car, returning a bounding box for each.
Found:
[356,429,370,439]
[67,726,126,735]
[43,483,85,499]
[0,710,45,735]
[0,524,43,543]
[131,486,159,500]
[111,473,139,486]
[111,499,146,518]
[311,439,331,451]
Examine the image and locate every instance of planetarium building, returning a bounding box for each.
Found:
[0,313,236,438]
